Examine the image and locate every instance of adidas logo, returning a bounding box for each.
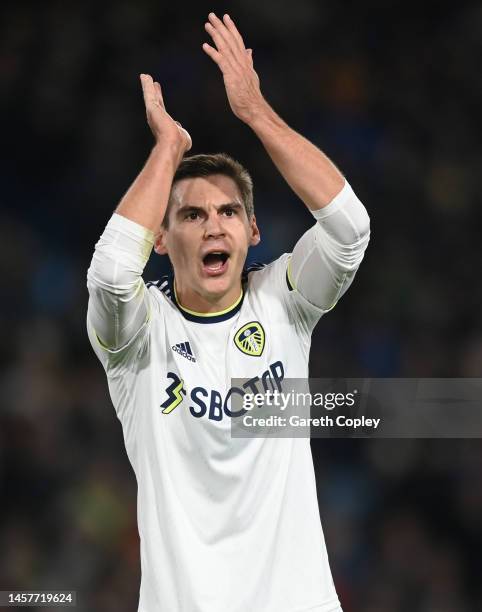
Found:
[172,341,196,362]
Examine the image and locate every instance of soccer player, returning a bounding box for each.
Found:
[87,12,370,612]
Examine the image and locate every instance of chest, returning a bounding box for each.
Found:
[162,304,305,384]
[145,292,309,425]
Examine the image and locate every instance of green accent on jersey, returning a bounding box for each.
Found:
[234,321,265,357]
[90,306,151,354]
[286,257,296,291]
[162,378,185,414]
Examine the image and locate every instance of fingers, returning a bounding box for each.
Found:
[140,74,162,108]
[205,18,237,69]
[202,42,224,67]
[140,73,153,106]
[204,12,248,68]
[153,81,165,108]
[222,13,245,51]
[207,13,236,51]
[139,74,191,150]
[140,74,166,115]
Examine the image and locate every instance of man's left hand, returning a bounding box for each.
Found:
[202,13,264,125]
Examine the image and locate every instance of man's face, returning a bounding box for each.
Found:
[154,174,260,304]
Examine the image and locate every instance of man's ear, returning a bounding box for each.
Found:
[249,215,261,246]
[154,229,168,255]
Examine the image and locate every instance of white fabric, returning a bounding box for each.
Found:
[86,179,369,612]
[290,180,371,312]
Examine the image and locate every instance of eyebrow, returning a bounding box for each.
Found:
[176,202,243,217]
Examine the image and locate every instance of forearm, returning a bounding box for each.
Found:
[201,13,344,210]
[248,100,345,211]
[115,142,184,233]
[87,214,154,350]
[86,73,189,350]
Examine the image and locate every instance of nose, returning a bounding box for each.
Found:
[204,211,225,239]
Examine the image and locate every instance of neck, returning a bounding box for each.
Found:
[174,280,243,315]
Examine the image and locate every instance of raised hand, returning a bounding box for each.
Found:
[202,13,264,125]
[139,74,192,153]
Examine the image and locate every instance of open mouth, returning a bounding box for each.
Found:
[202,251,230,276]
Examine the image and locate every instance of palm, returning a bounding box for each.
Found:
[140,74,192,151]
[202,13,263,124]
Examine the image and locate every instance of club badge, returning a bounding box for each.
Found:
[234,321,265,356]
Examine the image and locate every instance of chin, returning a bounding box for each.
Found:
[198,271,239,300]
[201,276,231,296]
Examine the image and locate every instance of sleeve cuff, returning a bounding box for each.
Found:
[309,179,355,221]
[108,213,156,245]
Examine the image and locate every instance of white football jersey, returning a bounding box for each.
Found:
[87,180,370,612]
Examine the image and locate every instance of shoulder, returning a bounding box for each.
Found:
[243,254,292,294]
[244,254,324,337]
[146,274,173,301]
[144,273,183,321]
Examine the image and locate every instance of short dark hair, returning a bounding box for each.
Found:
[162,153,254,228]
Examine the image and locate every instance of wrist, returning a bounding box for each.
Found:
[246,99,281,133]
[151,141,185,168]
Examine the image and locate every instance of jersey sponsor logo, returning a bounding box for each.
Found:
[171,341,196,362]
[160,361,284,421]
[161,372,186,414]
[234,321,265,356]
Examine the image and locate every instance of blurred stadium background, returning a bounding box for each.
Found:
[1,1,481,610]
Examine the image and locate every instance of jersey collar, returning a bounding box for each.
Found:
[169,274,244,324]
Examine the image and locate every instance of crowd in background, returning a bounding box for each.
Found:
[1,1,481,610]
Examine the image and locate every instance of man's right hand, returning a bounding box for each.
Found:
[112,75,191,233]
[140,73,192,154]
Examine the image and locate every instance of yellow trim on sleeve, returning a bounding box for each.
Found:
[93,328,111,351]
[89,304,151,354]
[287,257,296,291]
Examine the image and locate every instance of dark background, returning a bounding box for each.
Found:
[1,1,481,610]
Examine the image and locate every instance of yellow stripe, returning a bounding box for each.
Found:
[287,257,296,290]
[174,283,243,317]
[325,300,338,312]
[93,328,110,350]
[90,297,151,352]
